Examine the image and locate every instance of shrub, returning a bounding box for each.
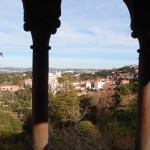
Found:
[77,121,99,136]
[100,107,136,149]
[0,109,27,150]
[100,120,135,150]
[49,125,101,150]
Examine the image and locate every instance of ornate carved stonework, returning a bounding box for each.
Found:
[22,0,61,34]
[124,0,150,53]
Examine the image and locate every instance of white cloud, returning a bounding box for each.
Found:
[0,0,138,68]
[51,22,138,50]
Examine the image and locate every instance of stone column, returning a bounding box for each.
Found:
[135,36,150,150]
[123,0,150,149]
[22,1,61,150]
[31,28,50,150]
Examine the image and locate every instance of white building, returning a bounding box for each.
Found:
[24,79,32,87]
[85,81,91,89]
[48,71,61,92]
[65,70,74,74]
[94,80,105,90]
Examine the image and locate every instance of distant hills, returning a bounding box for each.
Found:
[0,67,101,73]
[49,68,101,72]
[0,67,32,72]
[0,65,138,73]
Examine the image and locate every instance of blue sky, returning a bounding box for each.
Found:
[0,0,139,69]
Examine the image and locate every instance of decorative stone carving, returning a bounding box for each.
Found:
[124,0,150,39]
[22,0,61,34]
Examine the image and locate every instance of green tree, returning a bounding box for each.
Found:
[78,95,98,124]
[78,94,95,111]
[58,73,76,83]
[77,121,99,136]
[100,107,136,149]
[0,91,15,104]
[49,84,80,126]
[129,77,138,94]
[112,85,131,104]
[15,89,32,101]
[114,85,131,96]
[102,107,136,135]
[96,69,112,78]
[112,91,123,105]
[79,73,97,81]
[10,89,31,117]
[0,108,27,150]
[23,111,32,135]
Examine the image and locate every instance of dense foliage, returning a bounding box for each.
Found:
[0,89,31,118]
[77,121,99,136]
[100,107,136,149]
[79,73,98,81]
[58,73,76,83]
[96,69,112,78]
[49,84,81,126]
[112,85,131,104]
[0,108,26,150]
[0,71,32,86]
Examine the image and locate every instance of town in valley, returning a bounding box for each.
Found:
[0,65,138,149]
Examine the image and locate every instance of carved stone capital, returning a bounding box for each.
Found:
[22,0,61,50]
[123,0,150,39]
[22,0,61,34]
[123,0,150,55]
